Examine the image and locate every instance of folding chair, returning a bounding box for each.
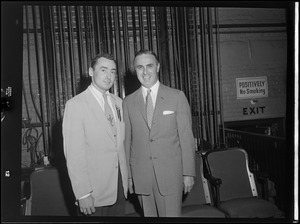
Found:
[181,152,226,217]
[203,147,284,218]
[24,166,76,216]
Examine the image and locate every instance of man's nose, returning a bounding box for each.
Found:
[142,68,147,75]
[105,71,112,79]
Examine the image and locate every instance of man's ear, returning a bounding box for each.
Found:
[157,63,160,73]
[88,67,93,77]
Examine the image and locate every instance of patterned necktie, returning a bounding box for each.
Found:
[146,89,154,128]
[103,93,117,138]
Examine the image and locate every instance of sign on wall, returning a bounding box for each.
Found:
[236,76,268,99]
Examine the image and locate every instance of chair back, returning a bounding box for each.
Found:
[205,148,257,202]
[25,166,75,216]
[182,152,212,206]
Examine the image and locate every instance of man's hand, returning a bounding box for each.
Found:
[183,176,194,194]
[78,195,95,215]
[128,178,134,194]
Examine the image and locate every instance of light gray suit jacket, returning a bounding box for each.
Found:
[62,87,128,207]
[123,83,196,196]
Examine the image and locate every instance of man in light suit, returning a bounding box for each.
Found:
[123,49,196,217]
[62,53,128,216]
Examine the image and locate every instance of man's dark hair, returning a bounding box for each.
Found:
[90,53,116,70]
[134,49,159,63]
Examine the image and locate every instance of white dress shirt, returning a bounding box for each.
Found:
[89,84,117,122]
[141,80,160,109]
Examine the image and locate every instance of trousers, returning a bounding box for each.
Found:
[78,166,126,216]
[137,165,182,217]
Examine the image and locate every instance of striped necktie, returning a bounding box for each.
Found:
[146,89,154,128]
[103,93,117,138]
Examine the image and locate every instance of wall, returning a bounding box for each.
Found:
[218,8,287,122]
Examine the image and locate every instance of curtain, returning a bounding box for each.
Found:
[22,5,223,167]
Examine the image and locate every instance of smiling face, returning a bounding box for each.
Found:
[89,57,117,93]
[134,53,160,89]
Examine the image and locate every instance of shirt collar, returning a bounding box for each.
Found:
[90,83,109,98]
[141,80,160,97]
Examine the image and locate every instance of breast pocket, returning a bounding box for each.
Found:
[161,112,177,130]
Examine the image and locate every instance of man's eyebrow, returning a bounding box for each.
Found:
[137,63,154,67]
[99,66,116,70]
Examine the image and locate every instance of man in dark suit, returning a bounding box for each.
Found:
[123,49,196,217]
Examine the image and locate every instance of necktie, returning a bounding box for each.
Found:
[103,93,117,138]
[146,89,154,128]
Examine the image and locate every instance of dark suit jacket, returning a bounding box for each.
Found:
[123,83,196,196]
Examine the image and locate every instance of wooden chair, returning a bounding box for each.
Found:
[181,152,226,217]
[203,147,284,218]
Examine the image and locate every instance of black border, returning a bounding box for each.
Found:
[1,1,297,223]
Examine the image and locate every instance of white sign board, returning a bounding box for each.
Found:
[236,76,268,99]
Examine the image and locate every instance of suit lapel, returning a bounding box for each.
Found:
[134,85,167,130]
[135,88,148,126]
[110,95,120,146]
[152,84,166,126]
[86,89,116,142]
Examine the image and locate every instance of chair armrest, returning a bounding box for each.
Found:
[202,153,222,208]
[22,181,31,200]
[204,173,222,208]
[20,180,31,216]
[251,169,268,181]
[251,169,269,200]
[205,175,222,186]
[202,155,222,187]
